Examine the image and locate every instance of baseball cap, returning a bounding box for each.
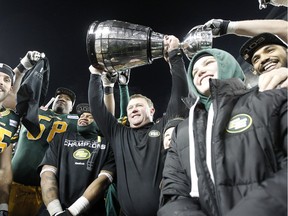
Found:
[0,63,14,85]
[55,87,76,105]
[76,103,91,116]
[240,32,288,65]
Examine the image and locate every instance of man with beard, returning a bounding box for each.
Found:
[9,87,78,216]
[240,32,288,90]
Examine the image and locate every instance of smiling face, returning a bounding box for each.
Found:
[252,45,287,75]
[127,96,155,128]
[192,55,218,97]
[0,72,13,105]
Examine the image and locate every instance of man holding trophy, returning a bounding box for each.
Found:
[86,20,189,216]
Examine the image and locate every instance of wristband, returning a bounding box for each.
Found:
[47,199,63,216]
[104,86,114,95]
[54,210,66,216]
[68,196,89,216]
[0,204,8,211]
[16,63,26,73]
[98,172,113,183]
[40,166,57,177]
[220,20,230,35]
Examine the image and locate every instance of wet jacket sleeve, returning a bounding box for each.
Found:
[158,129,207,216]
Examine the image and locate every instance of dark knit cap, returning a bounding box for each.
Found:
[0,63,14,85]
[55,87,76,105]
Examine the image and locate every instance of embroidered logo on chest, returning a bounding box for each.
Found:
[226,114,252,133]
[73,148,91,160]
[149,130,161,137]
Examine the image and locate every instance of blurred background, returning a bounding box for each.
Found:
[0,0,286,118]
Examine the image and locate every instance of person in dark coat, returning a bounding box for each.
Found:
[158,48,287,216]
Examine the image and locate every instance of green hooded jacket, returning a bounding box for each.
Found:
[187,48,245,110]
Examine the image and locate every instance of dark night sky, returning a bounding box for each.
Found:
[0,0,286,119]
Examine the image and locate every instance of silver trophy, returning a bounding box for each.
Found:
[180,25,213,60]
[86,20,213,72]
[258,0,271,9]
[86,20,164,72]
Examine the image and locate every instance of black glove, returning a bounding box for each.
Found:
[203,19,230,37]
[118,69,131,85]
[0,210,8,216]
[54,210,72,216]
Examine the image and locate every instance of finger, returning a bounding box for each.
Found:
[259,76,280,91]
[280,79,288,89]
[258,75,271,92]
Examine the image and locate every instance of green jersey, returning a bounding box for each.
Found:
[12,107,78,186]
[0,107,20,153]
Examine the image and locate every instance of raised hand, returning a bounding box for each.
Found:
[101,72,118,87]
[20,51,45,70]
[118,69,131,85]
[203,19,230,37]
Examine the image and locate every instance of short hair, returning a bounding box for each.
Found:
[129,94,154,108]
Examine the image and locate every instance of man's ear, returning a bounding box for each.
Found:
[150,107,155,116]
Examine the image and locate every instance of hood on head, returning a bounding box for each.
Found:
[187,48,245,108]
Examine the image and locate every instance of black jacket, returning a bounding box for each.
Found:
[159,78,287,216]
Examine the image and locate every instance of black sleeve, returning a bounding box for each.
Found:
[159,127,207,215]
[101,144,116,176]
[160,130,192,206]
[88,74,120,143]
[165,49,189,119]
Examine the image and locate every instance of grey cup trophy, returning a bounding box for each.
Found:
[86,20,213,72]
[86,20,164,72]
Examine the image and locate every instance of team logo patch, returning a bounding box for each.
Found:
[73,148,91,160]
[226,114,252,133]
[68,114,79,120]
[149,130,161,137]
[9,119,18,128]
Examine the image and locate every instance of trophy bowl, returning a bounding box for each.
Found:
[86,20,164,72]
